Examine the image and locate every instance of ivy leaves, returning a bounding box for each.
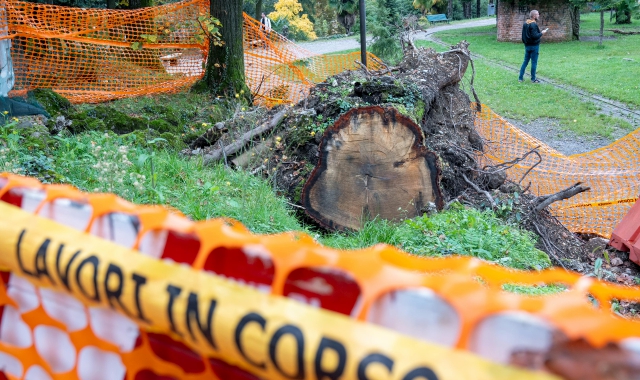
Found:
[130,14,223,51]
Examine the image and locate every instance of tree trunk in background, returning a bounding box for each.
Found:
[463,1,471,18]
[571,6,580,40]
[203,0,251,101]
[615,5,631,24]
[447,0,452,19]
[255,0,262,20]
[127,0,151,9]
[599,9,604,46]
[107,0,116,9]
[476,0,480,17]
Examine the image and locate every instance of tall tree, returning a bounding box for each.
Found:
[269,0,317,40]
[476,0,480,17]
[256,0,263,19]
[412,0,437,14]
[614,0,638,24]
[127,0,151,9]
[462,0,471,18]
[201,0,251,101]
[300,0,316,22]
[370,0,402,63]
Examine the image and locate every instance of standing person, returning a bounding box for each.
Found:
[260,12,272,42]
[519,10,548,83]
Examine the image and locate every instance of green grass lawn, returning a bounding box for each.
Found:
[415,39,633,137]
[430,12,640,107]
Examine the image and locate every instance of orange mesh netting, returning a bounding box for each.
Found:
[0,0,382,105]
[243,15,383,107]
[2,173,640,379]
[475,106,639,237]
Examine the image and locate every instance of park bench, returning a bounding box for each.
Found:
[427,14,450,25]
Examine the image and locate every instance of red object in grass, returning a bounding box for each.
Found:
[610,199,640,264]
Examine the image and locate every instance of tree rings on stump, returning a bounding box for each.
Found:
[301,106,444,231]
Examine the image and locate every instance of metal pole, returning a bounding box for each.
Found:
[359,0,367,66]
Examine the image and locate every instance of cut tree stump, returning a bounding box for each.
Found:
[301,106,444,231]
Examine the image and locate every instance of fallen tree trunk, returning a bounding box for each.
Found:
[607,29,640,35]
[302,106,444,231]
[189,41,482,231]
[203,107,289,165]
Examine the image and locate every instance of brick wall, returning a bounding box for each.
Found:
[497,0,576,42]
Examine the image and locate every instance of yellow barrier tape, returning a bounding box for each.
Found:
[0,202,558,380]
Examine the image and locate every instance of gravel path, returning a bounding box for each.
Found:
[297,36,366,55]
[504,118,628,156]
[297,19,497,55]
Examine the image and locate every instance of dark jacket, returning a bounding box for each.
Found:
[522,19,542,46]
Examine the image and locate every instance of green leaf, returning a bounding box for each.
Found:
[130,42,142,50]
[136,153,150,168]
[146,34,158,43]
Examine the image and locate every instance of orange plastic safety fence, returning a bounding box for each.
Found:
[0,0,382,105]
[4,0,209,103]
[474,106,639,237]
[242,15,383,107]
[1,172,640,380]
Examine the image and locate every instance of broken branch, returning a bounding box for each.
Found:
[533,182,590,213]
[462,173,496,208]
[203,107,289,165]
[354,60,373,77]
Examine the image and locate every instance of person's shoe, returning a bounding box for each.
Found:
[518,79,523,83]
[531,79,541,83]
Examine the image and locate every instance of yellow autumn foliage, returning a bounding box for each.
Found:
[269,0,317,40]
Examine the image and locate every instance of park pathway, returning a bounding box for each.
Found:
[297,18,497,55]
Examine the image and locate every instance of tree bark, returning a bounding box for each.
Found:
[570,6,580,40]
[476,0,480,18]
[203,108,289,164]
[107,0,116,9]
[127,0,151,9]
[255,0,263,20]
[463,1,471,19]
[447,0,453,20]
[202,0,251,101]
[599,9,604,47]
[301,106,444,231]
